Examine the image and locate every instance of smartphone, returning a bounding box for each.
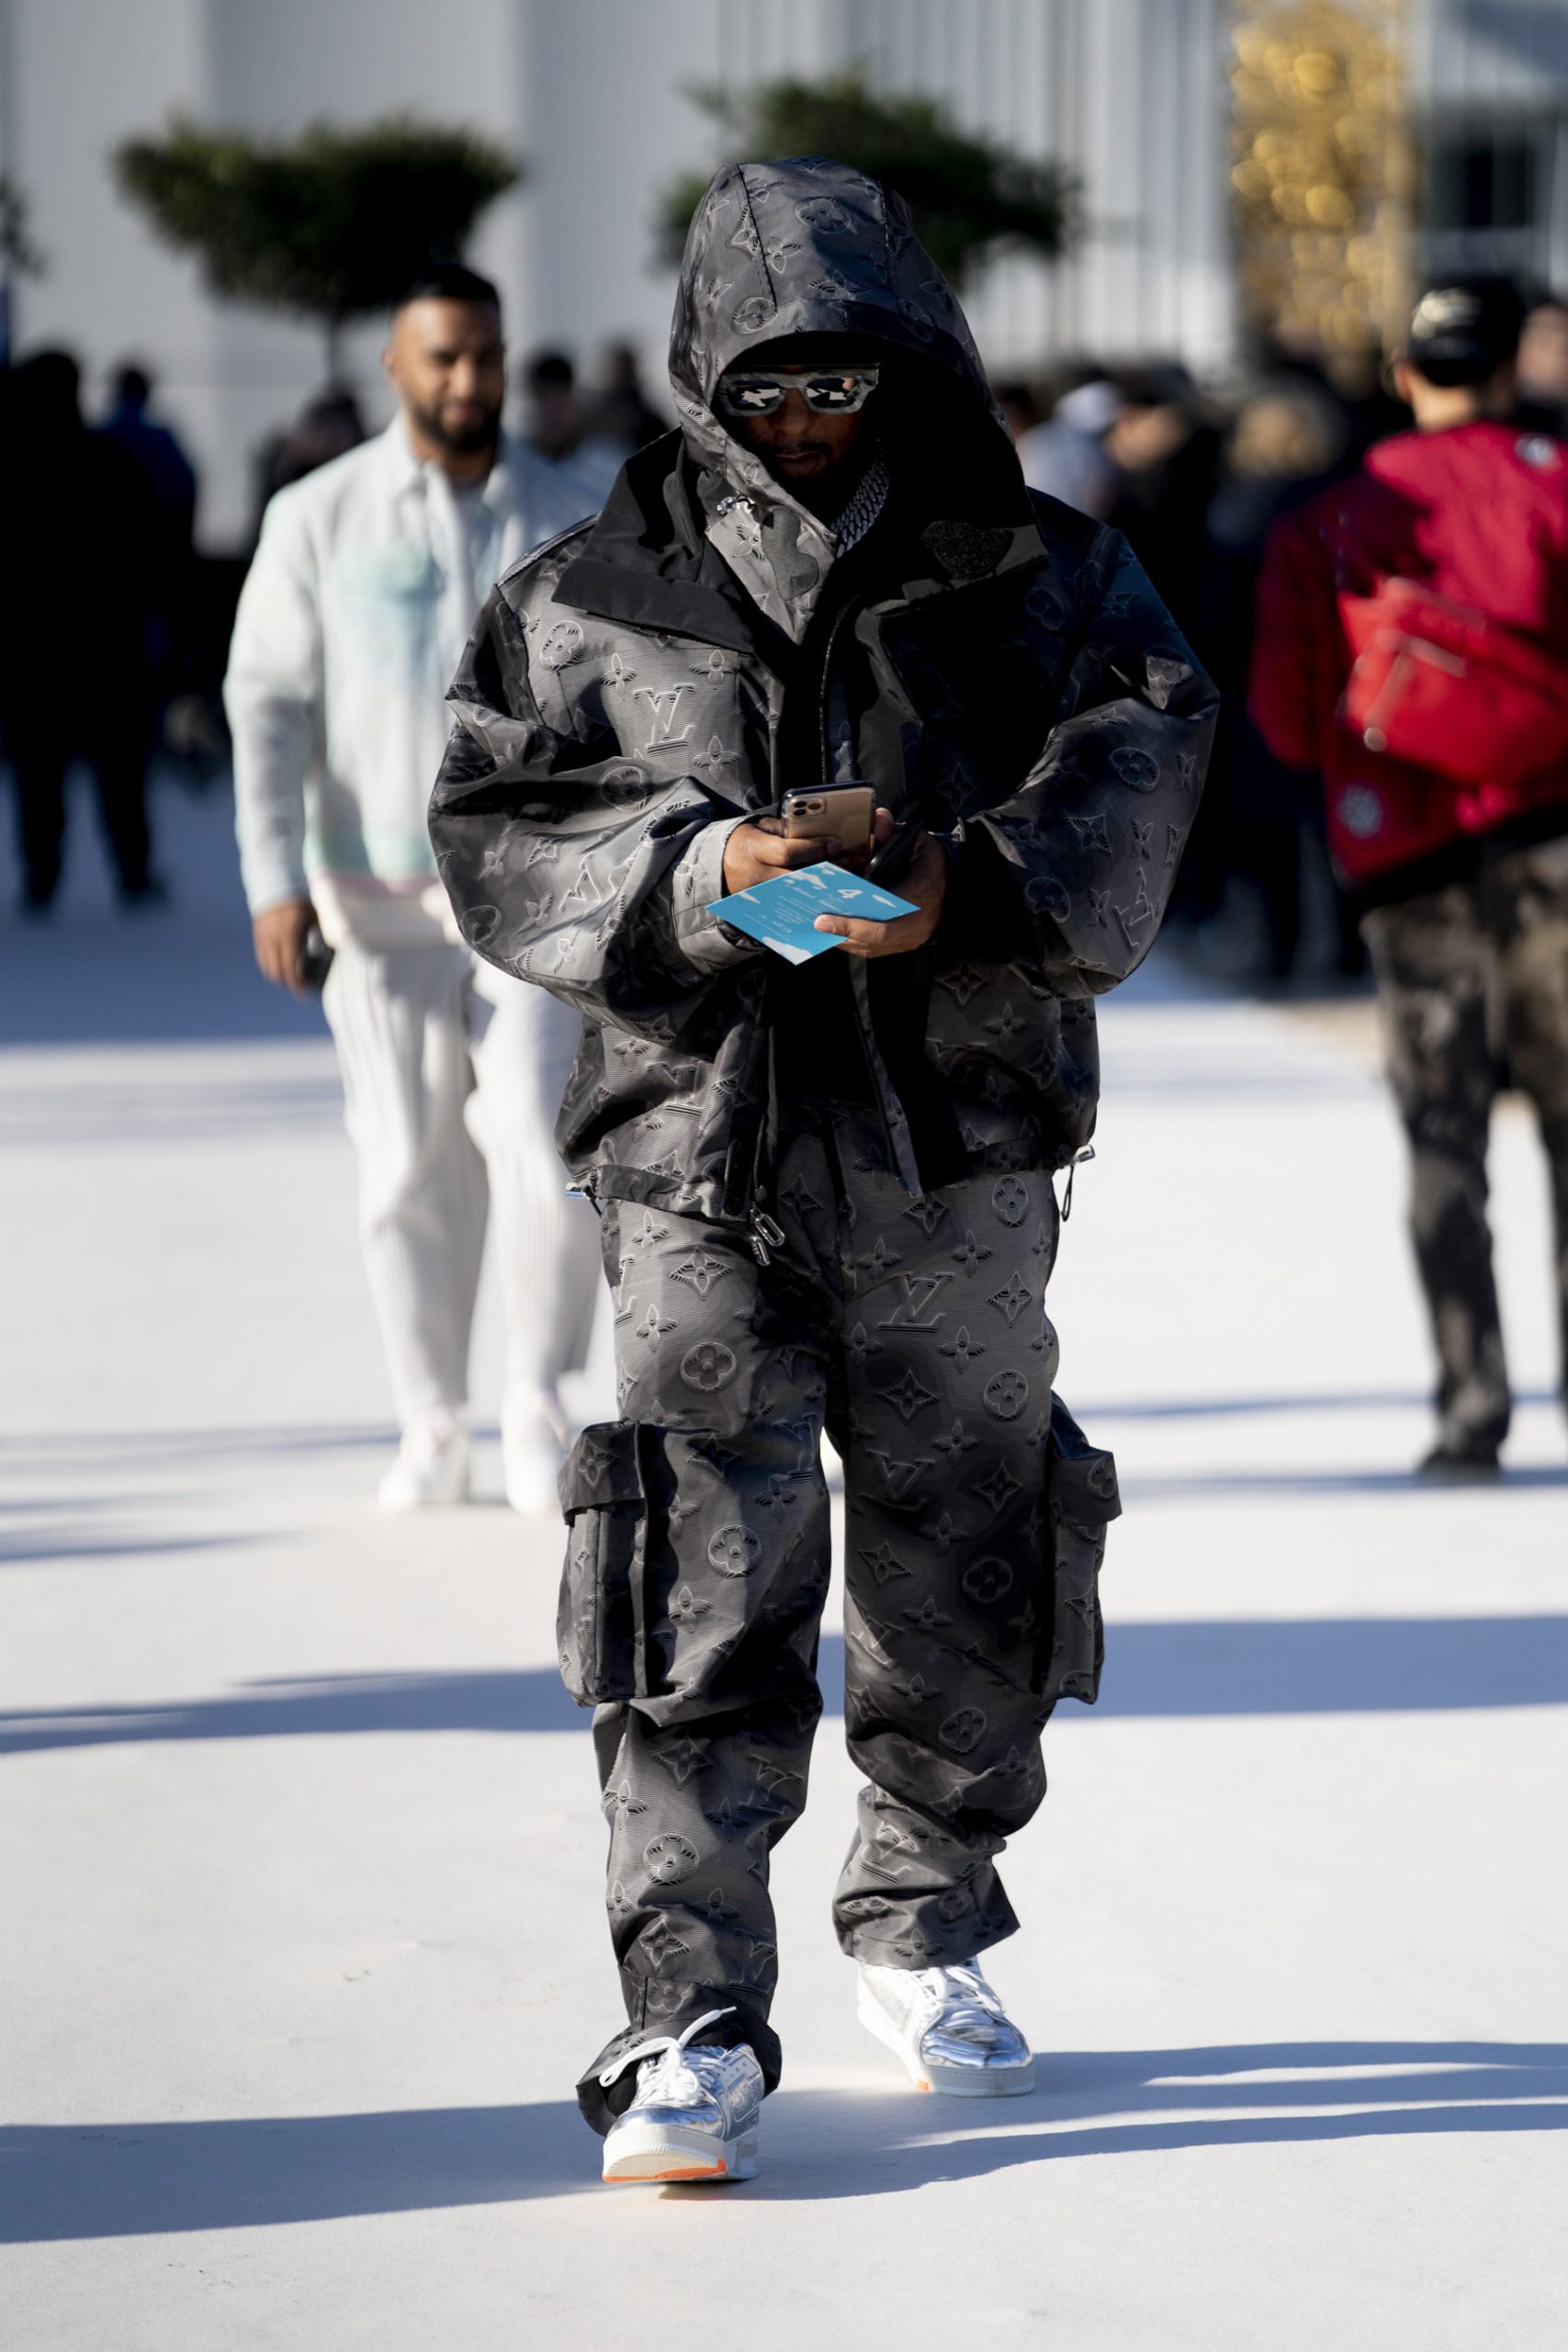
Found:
[782,784,875,860]
[298,922,335,993]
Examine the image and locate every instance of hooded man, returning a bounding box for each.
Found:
[431,160,1215,2184]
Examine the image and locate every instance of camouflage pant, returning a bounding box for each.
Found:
[1362,837,1568,1448]
[558,1104,1117,2131]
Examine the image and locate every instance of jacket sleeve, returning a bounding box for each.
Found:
[430,582,761,1043]
[1247,507,1328,772]
[223,492,322,916]
[941,527,1218,991]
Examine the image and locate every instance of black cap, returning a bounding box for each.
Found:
[1406,277,1526,388]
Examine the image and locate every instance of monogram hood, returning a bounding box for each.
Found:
[670,156,1005,423]
[668,158,1027,641]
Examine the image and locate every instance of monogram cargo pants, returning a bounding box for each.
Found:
[558,1103,1119,2132]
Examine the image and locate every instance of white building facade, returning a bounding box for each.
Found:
[1412,0,1568,287]
[5,0,1566,549]
[3,0,1234,548]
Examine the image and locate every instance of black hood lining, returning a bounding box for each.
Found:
[555,433,795,667]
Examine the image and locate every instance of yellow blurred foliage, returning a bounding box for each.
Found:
[1231,0,1414,356]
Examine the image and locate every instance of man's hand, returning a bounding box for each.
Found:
[253,898,317,996]
[813,810,948,958]
[722,819,844,895]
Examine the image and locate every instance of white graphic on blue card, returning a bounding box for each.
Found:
[707,863,919,965]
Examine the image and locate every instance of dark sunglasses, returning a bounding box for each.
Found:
[717,367,881,418]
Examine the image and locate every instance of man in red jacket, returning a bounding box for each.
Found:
[1251,278,1568,1476]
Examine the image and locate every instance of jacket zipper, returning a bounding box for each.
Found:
[815,594,858,789]
[746,587,895,1258]
[740,682,785,1256]
[816,590,926,1198]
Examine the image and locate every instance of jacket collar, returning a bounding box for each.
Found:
[376,412,526,516]
[553,432,1055,657]
[555,434,789,664]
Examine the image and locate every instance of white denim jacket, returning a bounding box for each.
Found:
[226,416,596,948]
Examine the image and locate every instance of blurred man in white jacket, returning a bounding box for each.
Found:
[226,264,602,1513]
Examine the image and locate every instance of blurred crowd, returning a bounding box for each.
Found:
[0,353,199,908]
[0,337,669,913]
[998,286,1568,986]
[6,293,1568,978]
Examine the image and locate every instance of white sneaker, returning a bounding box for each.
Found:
[857,1961,1035,2097]
[502,1403,566,1518]
[599,2009,762,2185]
[376,1413,470,1512]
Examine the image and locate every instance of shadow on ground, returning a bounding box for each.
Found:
[0,1530,261,1568]
[6,2040,1563,2239]
[1129,1464,1568,1498]
[6,1614,1568,1754]
[0,1668,583,1749]
[1077,1386,1558,1422]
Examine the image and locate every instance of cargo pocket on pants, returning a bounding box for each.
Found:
[1036,1393,1121,1708]
[557,1420,654,1707]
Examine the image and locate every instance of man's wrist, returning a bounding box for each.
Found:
[671,816,761,972]
[250,887,312,920]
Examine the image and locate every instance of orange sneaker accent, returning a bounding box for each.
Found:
[604,2160,726,2184]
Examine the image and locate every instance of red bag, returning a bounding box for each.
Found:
[1251,427,1568,891]
[1337,575,1568,786]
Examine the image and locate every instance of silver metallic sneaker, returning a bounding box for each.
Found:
[598,2008,763,2184]
[857,1961,1036,2097]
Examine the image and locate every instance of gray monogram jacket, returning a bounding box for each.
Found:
[430,157,1216,1233]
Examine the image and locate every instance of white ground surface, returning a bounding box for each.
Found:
[3,778,1566,2350]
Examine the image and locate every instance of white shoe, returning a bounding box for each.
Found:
[599,2009,762,2185]
[376,1414,470,1512]
[502,1407,566,1518]
[857,1961,1035,2097]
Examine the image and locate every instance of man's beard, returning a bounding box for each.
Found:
[784,456,840,517]
[409,396,501,458]
[778,437,874,520]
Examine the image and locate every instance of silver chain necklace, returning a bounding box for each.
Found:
[832,451,891,555]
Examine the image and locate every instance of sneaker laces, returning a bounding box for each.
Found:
[598,2006,738,2105]
[908,1965,1010,2043]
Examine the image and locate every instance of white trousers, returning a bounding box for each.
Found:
[322,940,600,1431]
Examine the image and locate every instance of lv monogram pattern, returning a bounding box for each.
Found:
[570,1106,1066,2069]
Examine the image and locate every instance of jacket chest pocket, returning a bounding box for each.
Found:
[557,1420,652,1705]
[1036,1395,1121,1708]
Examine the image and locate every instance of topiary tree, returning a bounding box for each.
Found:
[116,115,522,380]
[658,69,1077,286]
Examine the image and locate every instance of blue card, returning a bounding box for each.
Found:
[708,862,919,966]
